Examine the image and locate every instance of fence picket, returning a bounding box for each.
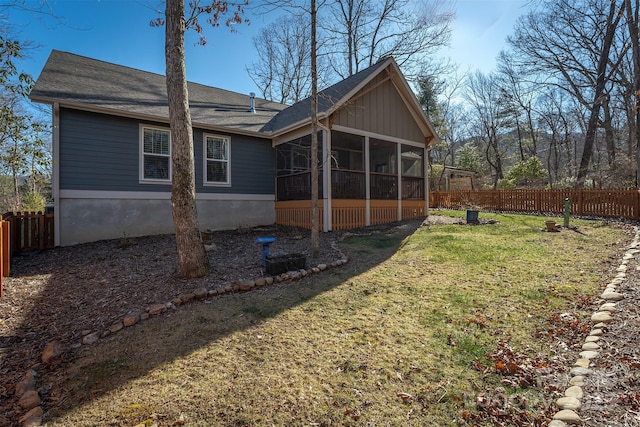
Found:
[0,220,9,297]
[1,211,55,256]
[430,189,640,220]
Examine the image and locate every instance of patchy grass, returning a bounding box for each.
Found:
[45,212,628,426]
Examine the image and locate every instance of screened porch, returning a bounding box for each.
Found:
[274,130,427,231]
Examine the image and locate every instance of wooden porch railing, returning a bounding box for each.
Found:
[429,189,640,220]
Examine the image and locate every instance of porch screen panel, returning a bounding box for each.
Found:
[401,145,424,199]
[369,138,397,199]
[275,134,323,201]
[331,131,365,199]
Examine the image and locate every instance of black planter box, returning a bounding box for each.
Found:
[466,209,479,224]
[265,253,306,275]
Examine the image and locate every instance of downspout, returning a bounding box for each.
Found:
[52,103,61,247]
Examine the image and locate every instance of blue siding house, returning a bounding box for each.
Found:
[31,51,440,246]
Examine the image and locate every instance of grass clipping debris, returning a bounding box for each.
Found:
[45,211,627,426]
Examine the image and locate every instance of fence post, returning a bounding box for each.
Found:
[1,221,8,276]
[1,220,9,297]
[38,212,45,250]
[11,214,19,257]
[577,190,584,216]
[0,221,3,297]
[0,221,2,297]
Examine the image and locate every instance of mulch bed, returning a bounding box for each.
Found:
[0,224,348,426]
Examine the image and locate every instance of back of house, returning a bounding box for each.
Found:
[30,51,439,246]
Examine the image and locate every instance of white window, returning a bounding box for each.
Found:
[140,126,171,183]
[204,134,230,186]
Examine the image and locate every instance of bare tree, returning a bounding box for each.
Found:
[497,52,539,159]
[252,0,453,102]
[624,0,640,184]
[310,0,319,256]
[155,0,247,278]
[507,0,626,187]
[536,88,577,186]
[576,0,624,185]
[251,0,322,254]
[323,0,453,79]
[465,71,510,188]
[246,14,313,104]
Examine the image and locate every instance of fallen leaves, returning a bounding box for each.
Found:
[461,340,559,426]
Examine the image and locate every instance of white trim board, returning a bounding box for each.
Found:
[330,125,426,148]
[59,190,275,201]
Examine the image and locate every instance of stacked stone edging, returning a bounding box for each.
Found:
[83,258,349,346]
[549,227,639,426]
[19,252,349,427]
[14,370,42,427]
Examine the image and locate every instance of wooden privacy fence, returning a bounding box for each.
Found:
[1,219,9,297]
[2,211,55,258]
[430,189,640,220]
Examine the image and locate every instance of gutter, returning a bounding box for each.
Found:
[28,96,277,140]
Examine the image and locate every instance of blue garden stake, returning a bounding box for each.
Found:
[256,237,276,267]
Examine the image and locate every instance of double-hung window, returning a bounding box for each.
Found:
[140,126,171,183]
[204,134,230,186]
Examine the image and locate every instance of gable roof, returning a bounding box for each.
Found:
[30,50,288,134]
[261,57,440,146]
[30,50,439,145]
[260,59,390,133]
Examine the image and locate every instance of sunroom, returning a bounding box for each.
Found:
[265,56,439,231]
[274,129,428,231]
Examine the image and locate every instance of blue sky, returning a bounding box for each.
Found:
[7,0,531,98]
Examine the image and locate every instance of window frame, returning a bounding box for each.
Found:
[203,133,231,187]
[139,125,172,184]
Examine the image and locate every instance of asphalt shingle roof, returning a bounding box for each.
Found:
[30,50,289,134]
[259,59,391,133]
[30,51,415,138]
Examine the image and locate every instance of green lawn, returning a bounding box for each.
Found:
[45,211,627,426]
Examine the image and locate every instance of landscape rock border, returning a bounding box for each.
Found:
[79,257,349,347]
[549,227,639,426]
[20,244,350,427]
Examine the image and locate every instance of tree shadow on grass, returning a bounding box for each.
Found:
[2,220,422,426]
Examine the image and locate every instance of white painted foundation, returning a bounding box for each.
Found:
[57,190,275,246]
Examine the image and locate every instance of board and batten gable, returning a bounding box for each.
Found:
[56,107,276,246]
[332,72,425,144]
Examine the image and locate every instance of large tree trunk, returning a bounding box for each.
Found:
[625,0,640,185]
[602,103,615,166]
[165,0,209,278]
[310,0,320,256]
[576,1,623,186]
